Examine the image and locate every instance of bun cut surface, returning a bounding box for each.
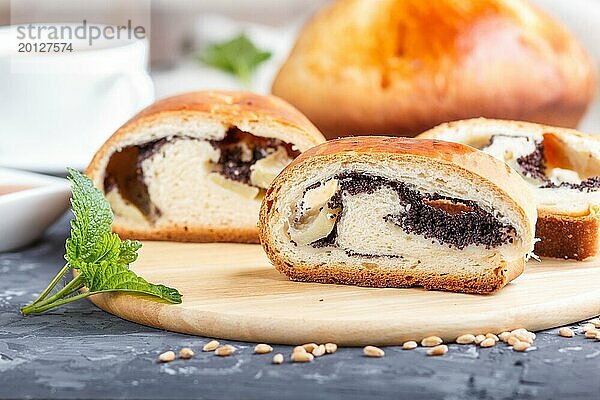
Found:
[259,137,536,294]
[421,118,600,260]
[272,0,596,138]
[86,91,325,243]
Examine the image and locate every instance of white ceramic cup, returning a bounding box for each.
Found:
[0,23,154,172]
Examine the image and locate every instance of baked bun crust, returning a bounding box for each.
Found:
[272,0,596,138]
[420,118,600,260]
[86,91,326,243]
[259,137,536,294]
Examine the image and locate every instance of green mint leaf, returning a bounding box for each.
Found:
[91,232,121,265]
[118,239,143,266]
[65,168,114,267]
[199,33,272,84]
[80,260,182,303]
[21,169,182,315]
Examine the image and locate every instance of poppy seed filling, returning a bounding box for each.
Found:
[210,128,294,184]
[308,173,516,251]
[516,140,547,182]
[487,135,600,192]
[103,128,297,221]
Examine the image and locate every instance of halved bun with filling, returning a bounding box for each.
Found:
[420,118,600,260]
[259,137,536,294]
[86,91,326,243]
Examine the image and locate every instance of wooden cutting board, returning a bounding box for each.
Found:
[89,241,600,346]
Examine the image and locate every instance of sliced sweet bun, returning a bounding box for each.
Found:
[420,118,600,260]
[259,137,536,294]
[86,91,326,243]
[271,0,596,138]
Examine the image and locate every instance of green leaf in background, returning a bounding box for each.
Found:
[20,169,182,315]
[199,33,272,85]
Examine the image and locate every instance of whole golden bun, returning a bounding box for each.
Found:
[272,0,597,138]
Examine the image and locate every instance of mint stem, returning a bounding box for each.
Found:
[29,263,70,306]
[21,292,92,315]
[32,274,85,307]
[20,274,85,315]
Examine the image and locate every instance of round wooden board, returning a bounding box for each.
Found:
[89,242,600,346]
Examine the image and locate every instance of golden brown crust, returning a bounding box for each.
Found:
[121,91,323,143]
[113,226,260,244]
[272,0,597,138]
[270,258,523,295]
[535,211,600,261]
[259,136,536,294]
[86,90,326,244]
[87,90,325,176]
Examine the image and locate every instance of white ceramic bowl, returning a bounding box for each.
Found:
[0,168,71,252]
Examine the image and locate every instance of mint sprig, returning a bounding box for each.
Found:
[21,168,181,315]
[199,33,272,85]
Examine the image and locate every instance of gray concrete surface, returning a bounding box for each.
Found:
[1,215,599,400]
